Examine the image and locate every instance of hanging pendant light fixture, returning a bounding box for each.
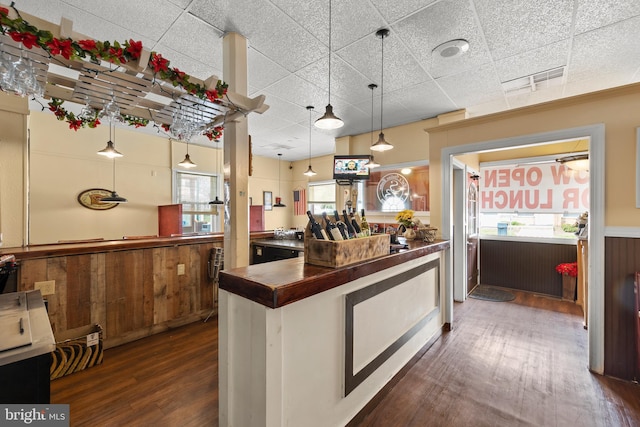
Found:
[371,28,394,152]
[366,83,381,169]
[209,141,224,205]
[304,106,318,177]
[274,153,286,207]
[101,157,127,203]
[315,0,344,130]
[97,122,123,158]
[178,141,197,168]
[556,153,589,171]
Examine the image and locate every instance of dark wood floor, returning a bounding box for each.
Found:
[51,290,640,427]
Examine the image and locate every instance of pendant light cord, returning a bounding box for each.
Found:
[380,32,384,133]
[309,108,312,160]
[328,0,332,103]
[371,85,374,144]
[112,124,116,191]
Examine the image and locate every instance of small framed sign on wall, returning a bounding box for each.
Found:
[264,191,273,211]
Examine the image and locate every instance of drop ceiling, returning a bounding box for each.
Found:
[10,0,640,161]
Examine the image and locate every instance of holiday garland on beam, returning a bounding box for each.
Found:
[0,5,228,140]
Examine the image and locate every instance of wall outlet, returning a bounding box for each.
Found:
[177,264,185,276]
[35,280,55,296]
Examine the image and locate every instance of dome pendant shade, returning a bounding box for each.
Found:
[304,165,317,176]
[314,104,343,129]
[178,153,197,168]
[556,153,589,171]
[100,190,127,203]
[97,140,123,158]
[371,132,393,151]
[366,156,380,169]
[209,196,224,205]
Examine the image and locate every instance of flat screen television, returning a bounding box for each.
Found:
[333,155,371,181]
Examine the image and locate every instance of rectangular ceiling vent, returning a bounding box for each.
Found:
[502,66,565,96]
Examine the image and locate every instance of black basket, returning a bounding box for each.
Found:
[0,262,18,294]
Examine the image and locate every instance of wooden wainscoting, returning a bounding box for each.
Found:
[18,241,221,348]
[604,237,640,381]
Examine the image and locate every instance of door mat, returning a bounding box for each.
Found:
[469,285,515,302]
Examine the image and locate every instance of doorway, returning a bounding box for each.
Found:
[442,124,605,374]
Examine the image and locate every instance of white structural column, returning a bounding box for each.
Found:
[0,95,28,247]
[222,32,250,269]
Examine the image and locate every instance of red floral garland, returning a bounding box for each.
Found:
[0,6,227,141]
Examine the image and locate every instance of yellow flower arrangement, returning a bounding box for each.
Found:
[395,209,415,228]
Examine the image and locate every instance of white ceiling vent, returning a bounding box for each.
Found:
[502,67,565,96]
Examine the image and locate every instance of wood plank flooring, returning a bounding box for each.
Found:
[51,290,640,427]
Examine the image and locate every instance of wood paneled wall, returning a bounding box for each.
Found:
[479,239,577,297]
[604,237,640,381]
[18,242,221,348]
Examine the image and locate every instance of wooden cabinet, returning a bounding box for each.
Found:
[250,205,265,231]
[158,204,183,237]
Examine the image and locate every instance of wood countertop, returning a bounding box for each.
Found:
[1,231,275,260]
[220,239,450,309]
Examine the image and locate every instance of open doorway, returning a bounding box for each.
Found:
[442,124,605,374]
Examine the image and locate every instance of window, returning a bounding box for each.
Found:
[364,164,429,213]
[307,181,336,215]
[175,171,221,233]
[478,158,588,238]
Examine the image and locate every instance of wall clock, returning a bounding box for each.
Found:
[77,188,118,210]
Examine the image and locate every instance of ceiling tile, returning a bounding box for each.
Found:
[475,0,573,60]
[62,0,184,41]
[574,0,640,34]
[435,63,504,108]
[394,0,490,78]
[568,15,640,83]
[159,13,224,75]
[369,0,438,24]
[248,48,290,92]
[494,40,569,83]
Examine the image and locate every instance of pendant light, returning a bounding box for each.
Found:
[371,28,393,152]
[101,157,127,203]
[209,141,224,205]
[556,153,589,171]
[274,153,286,207]
[366,83,380,169]
[304,106,317,177]
[315,0,343,130]
[178,141,197,168]
[97,122,123,158]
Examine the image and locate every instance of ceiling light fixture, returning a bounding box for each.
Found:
[274,153,286,207]
[556,153,589,171]
[97,122,123,158]
[304,106,317,177]
[371,28,393,152]
[315,0,343,130]
[178,141,197,169]
[366,83,380,169]
[432,39,470,58]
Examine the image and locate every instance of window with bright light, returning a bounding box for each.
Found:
[175,171,221,233]
[307,181,336,215]
[478,159,588,238]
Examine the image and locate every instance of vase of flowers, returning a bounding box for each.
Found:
[395,209,417,239]
[555,262,578,301]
